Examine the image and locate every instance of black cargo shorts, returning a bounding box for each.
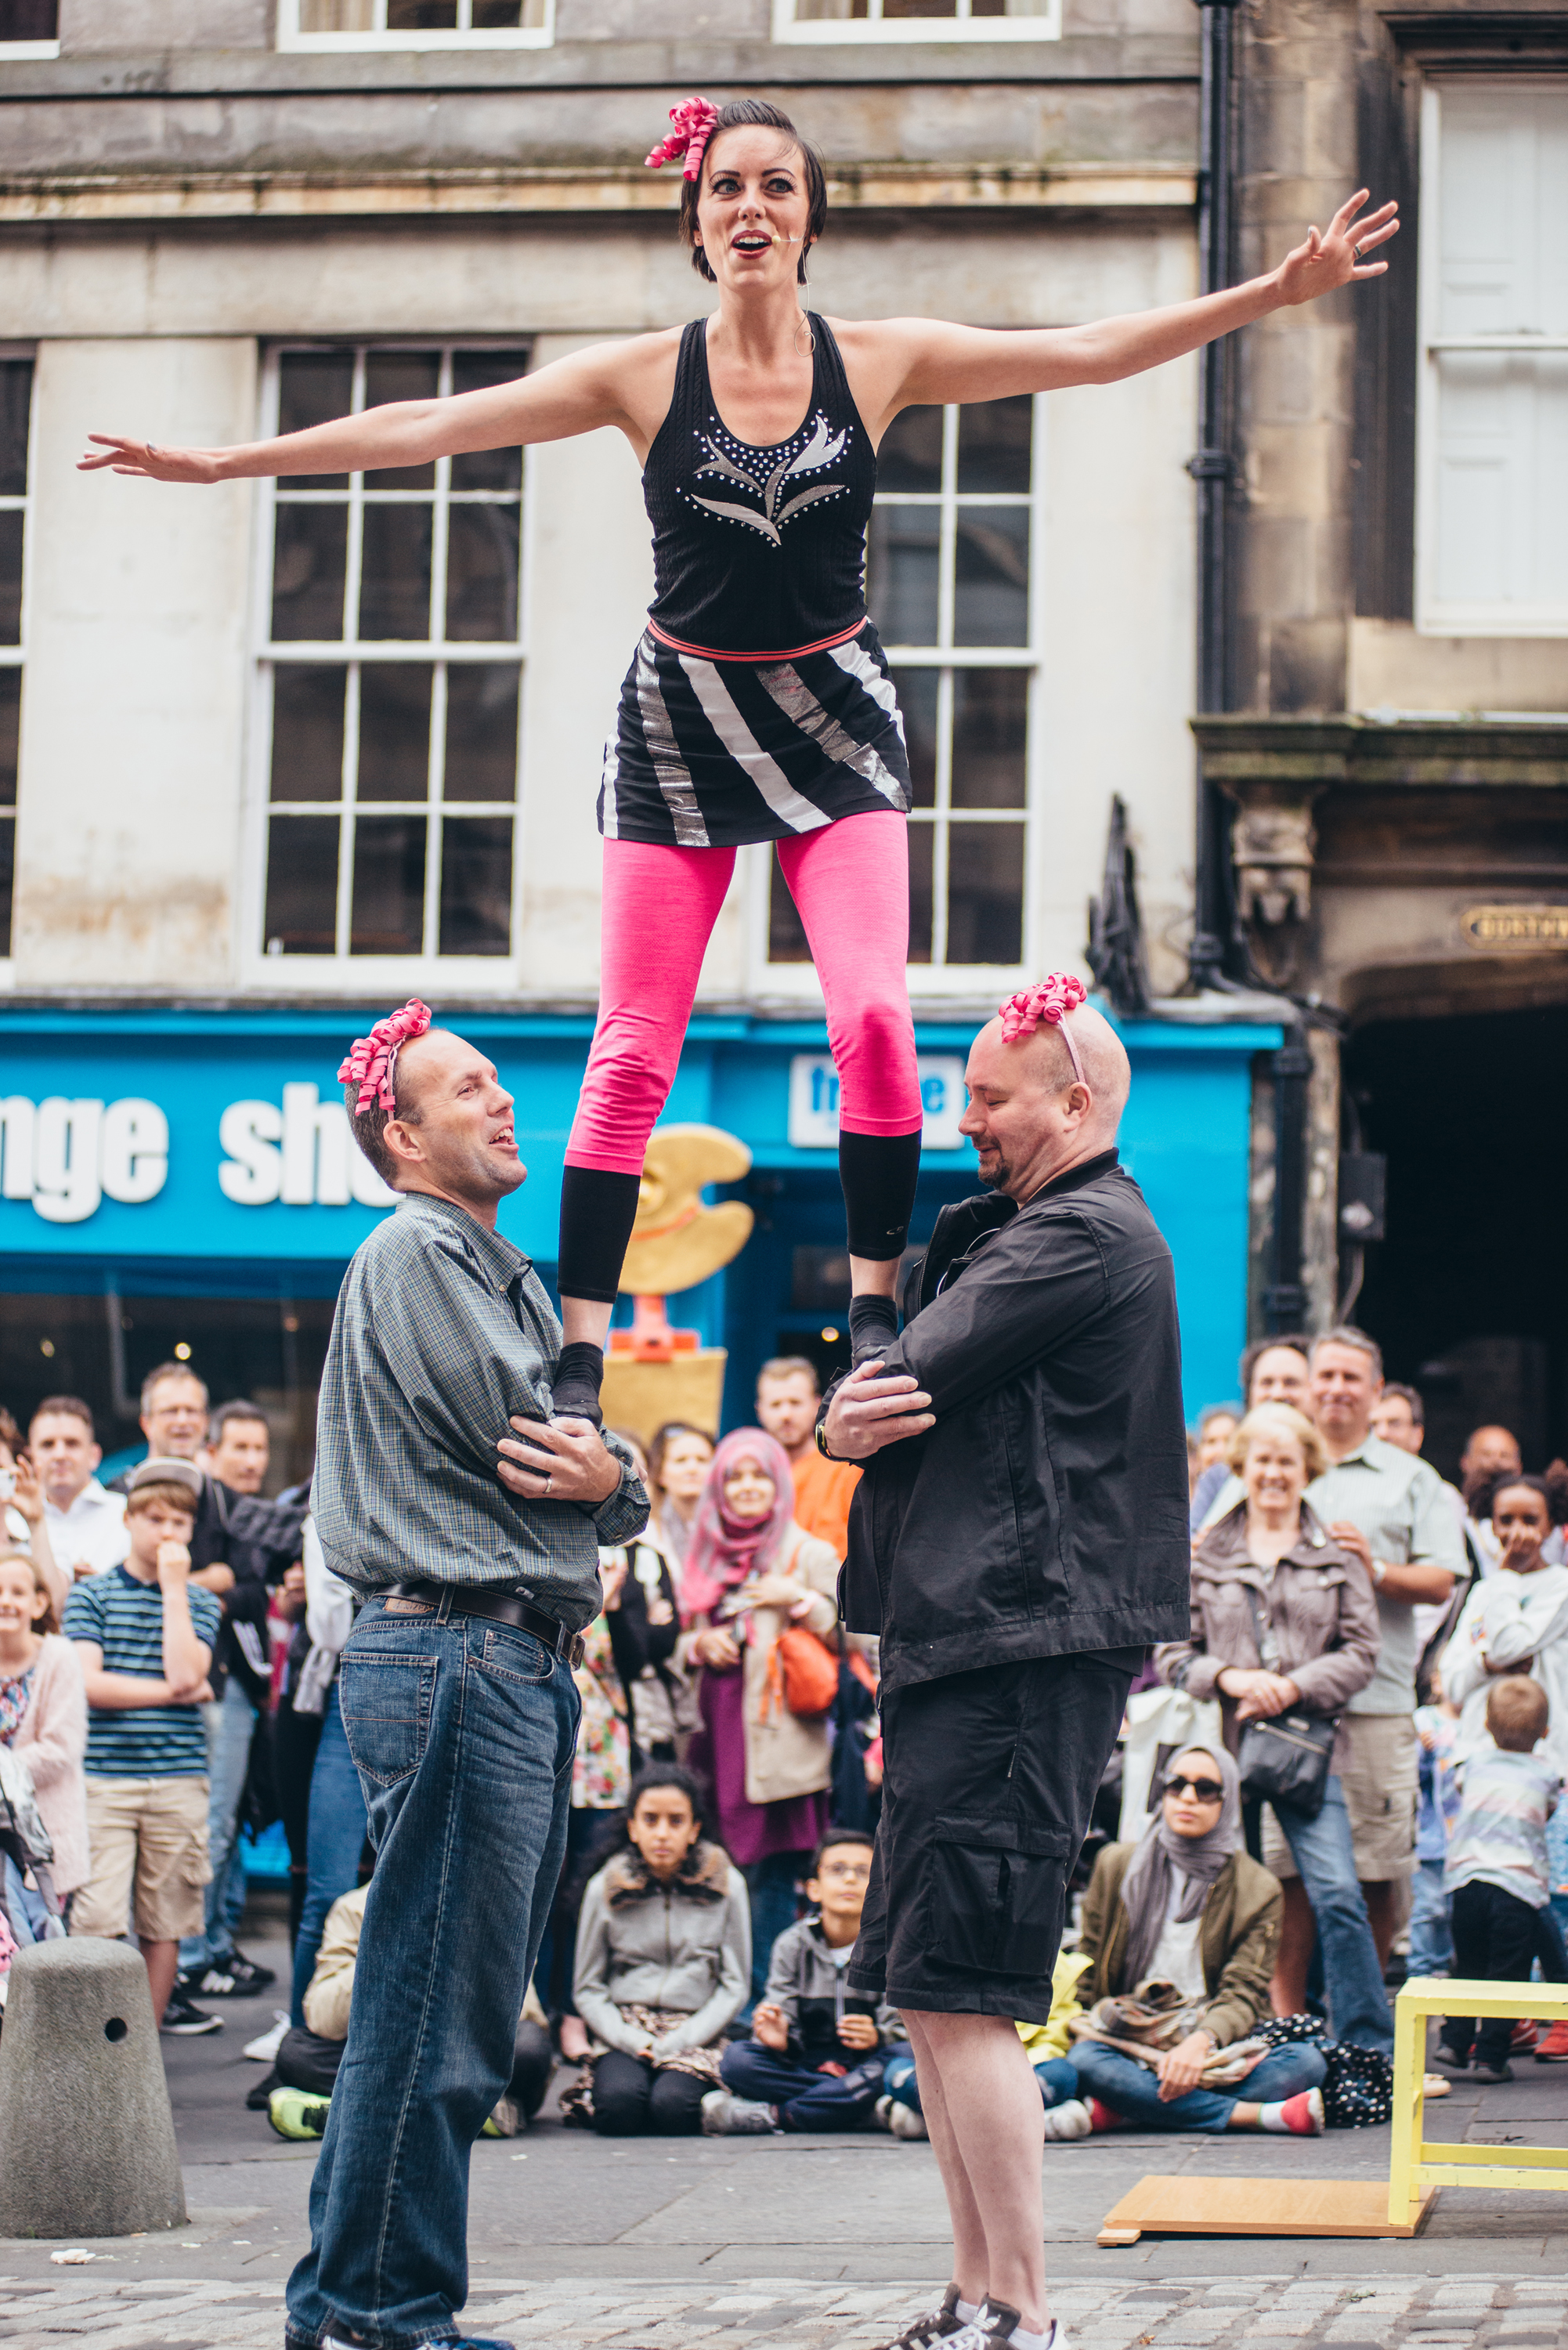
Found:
[847,1646,1140,2023]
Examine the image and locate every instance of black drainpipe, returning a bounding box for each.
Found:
[1187,0,1243,992]
[1265,1022,1312,1332]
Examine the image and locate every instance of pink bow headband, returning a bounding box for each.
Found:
[338,999,432,1117]
[645,96,721,182]
[997,974,1089,1086]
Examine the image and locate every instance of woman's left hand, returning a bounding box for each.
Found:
[1274,192,1399,306]
[1233,1672,1300,1721]
[1154,2031,1214,2102]
[740,1572,807,1610]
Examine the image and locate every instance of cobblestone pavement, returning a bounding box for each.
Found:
[5,2272,1568,2349]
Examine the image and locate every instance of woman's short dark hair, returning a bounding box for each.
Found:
[1471,1465,1568,1530]
[626,1761,707,1824]
[678,99,829,287]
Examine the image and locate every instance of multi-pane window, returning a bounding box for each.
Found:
[775,0,1057,42]
[0,2,57,55]
[769,394,1038,971]
[258,343,529,964]
[279,0,551,46]
[1419,82,1568,634]
[0,355,32,959]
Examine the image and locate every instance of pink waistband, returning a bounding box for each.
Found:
[645,616,865,665]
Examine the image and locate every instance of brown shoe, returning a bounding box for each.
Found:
[871,2286,967,2350]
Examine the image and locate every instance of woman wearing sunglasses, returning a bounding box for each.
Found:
[1157,1401,1391,2055]
[1048,1744,1328,2138]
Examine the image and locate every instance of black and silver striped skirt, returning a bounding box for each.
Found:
[598,618,912,848]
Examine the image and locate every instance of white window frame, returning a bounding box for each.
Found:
[0,39,58,58]
[772,0,1058,42]
[244,339,533,992]
[277,0,552,52]
[0,342,34,968]
[753,393,1044,996]
[1416,78,1568,637]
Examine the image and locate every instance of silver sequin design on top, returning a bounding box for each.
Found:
[688,412,849,548]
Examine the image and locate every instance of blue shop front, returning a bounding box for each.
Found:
[0,1006,1278,1479]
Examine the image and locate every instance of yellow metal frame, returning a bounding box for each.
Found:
[1391,1976,1568,2222]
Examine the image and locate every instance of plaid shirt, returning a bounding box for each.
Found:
[314,1192,648,1628]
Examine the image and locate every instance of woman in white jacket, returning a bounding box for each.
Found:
[1443,1471,1568,1775]
[1440,1468,1568,1947]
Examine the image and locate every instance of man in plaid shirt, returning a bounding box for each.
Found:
[287,1003,648,2350]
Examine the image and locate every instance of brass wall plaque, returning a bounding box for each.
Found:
[1461,904,1568,951]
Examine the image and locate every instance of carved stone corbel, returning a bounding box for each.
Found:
[1217,779,1327,929]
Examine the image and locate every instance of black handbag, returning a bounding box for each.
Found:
[1237,1708,1337,1818]
[1235,1585,1338,1819]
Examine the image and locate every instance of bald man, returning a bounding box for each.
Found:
[820,984,1189,2350]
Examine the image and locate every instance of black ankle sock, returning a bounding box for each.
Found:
[551,1341,605,1428]
[839,1128,922,1261]
[558,1165,643,1305]
[848,1294,899,1367]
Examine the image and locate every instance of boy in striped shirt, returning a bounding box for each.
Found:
[1434,1674,1561,2084]
[63,1457,222,2029]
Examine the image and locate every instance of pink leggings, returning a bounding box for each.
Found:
[566,812,923,1178]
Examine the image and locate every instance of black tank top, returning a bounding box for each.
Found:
[642,314,876,658]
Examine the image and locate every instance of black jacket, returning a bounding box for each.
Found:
[829,1153,1190,1695]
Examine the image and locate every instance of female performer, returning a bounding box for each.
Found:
[81,97,1397,1425]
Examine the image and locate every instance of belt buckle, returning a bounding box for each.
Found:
[568,1632,587,1670]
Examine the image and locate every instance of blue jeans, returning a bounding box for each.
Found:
[742,1852,806,2008]
[1408,1856,1454,1977]
[1275,1775,1394,2055]
[289,1684,370,2028]
[1071,2040,1327,2133]
[285,1598,580,2350]
[882,2049,1081,2115]
[721,2040,888,2131]
[179,1676,258,1973]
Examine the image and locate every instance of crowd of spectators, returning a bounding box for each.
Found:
[5,1331,1568,2151]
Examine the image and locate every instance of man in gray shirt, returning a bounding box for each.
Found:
[1264,1329,1464,1972]
[287,1004,648,2350]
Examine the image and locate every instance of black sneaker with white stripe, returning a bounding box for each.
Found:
[159,1987,222,2036]
[869,2286,968,2350]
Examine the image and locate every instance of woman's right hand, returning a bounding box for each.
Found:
[694,1625,741,1669]
[78,438,225,483]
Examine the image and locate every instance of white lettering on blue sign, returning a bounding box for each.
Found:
[787,1054,967,1152]
[0,1087,396,1224]
[0,1095,170,1225]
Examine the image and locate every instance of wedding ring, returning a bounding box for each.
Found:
[544,1473,553,1495]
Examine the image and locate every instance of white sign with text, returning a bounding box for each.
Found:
[787,1054,967,1152]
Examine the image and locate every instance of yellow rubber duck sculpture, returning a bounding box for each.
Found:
[602,1125,755,1443]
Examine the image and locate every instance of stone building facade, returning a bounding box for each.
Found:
[0,0,1558,1470]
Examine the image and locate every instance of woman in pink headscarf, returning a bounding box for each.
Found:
[683,1427,841,2001]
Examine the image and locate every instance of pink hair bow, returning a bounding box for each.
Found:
[645,96,721,183]
[338,999,432,1117]
[998,974,1089,1083]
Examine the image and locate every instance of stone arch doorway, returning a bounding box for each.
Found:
[1342,998,1568,1483]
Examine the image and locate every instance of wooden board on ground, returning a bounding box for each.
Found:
[1097,2175,1436,2247]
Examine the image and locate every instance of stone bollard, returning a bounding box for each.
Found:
[0,1938,186,2237]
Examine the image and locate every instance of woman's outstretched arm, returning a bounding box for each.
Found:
[78,328,678,485]
[852,189,1398,419]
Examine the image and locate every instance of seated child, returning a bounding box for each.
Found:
[266,1878,555,2140]
[1435,1674,1562,2086]
[567,1763,750,2136]
[63,1459,221,2029]
[704,1827,903,2135]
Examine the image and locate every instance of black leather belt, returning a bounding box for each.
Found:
[385,1580,586,1669]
